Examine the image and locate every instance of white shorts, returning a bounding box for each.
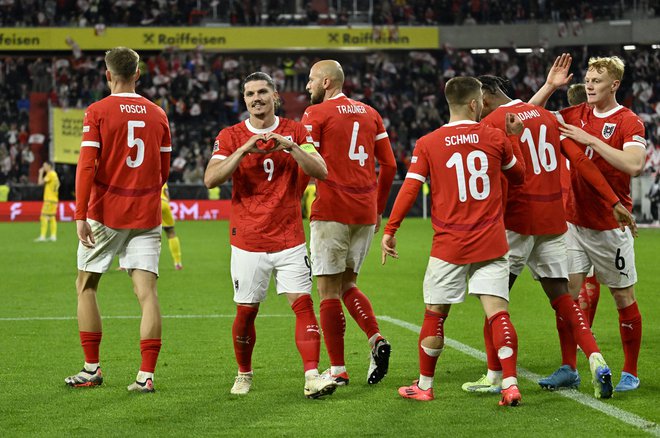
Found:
[566,223,637,289]
[422,256,510,305]
[507,231,569,280]
[77,219,161,275]
[310,221,375,276]
[230,243,312,304]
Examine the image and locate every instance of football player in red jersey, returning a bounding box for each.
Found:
[204,72,336,399]
[532,54,645,392]
[302,60,397,386]
[382,76,526,406]
[66,47,171,393]
[462,75,634,399]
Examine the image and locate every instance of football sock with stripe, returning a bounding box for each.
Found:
[418,309,447,384]
[552,294,599,358]
[342,287,381,341]
[489,311,518,389]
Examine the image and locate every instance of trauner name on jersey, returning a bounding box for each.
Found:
[336,104,367,114]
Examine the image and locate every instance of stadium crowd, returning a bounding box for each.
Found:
[1,45,658,189]
[0,0,656,27]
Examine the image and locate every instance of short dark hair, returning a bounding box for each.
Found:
[445,76,482,106]
[478,75,510,96]
[567,83,587,106]
[241,72,277,94]
[105,47,139,81]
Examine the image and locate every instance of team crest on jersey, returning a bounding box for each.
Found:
[213,140,220,153]
[602,123,616,139]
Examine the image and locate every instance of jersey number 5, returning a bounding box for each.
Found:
[126,120,146,168]
[348,121,368,166]
[446,150,490,202]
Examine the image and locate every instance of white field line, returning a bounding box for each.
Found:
[379,315,660,437]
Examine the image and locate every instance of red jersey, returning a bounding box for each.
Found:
[75,92,171,229]
[301,93,396,225]
[212,117,312,252]
[386,120,525,265]
[558,103,646,230]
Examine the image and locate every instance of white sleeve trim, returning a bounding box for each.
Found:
[554,111,565,124]
[623,141,646,150]
[405,172,426,182]
[211,154,227,160]
[559,134,567,141]
[81,141,100,148]
[160,146,172,152]
[501,155,517,170]
[375,132,389,141]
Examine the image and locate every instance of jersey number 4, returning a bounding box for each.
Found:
[446,150,490,202]
[126,120,146,168]
[348,121,368,166]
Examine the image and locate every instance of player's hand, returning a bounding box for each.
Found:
[264,132,296,152]
[613,202,638,237]
[558,122,595,146]
[375,214,382,233]
[546,53,574,88]
[239,134,270,155]
[76,219,96,248]
[381,233,398,265]
[505,113,524,135]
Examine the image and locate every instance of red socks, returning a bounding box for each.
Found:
[578,275,600,327]
[483,317,502,372]
[232,305,259,373]
[552,294,599,359]
[488,311,518,380]
[139,339,162,373]
[342,287,381,340]
[80,331,102,364]
[320,298,346,367]
[618,301,642,376]
[291,295,320,372]
[418,309,447,377]
[555,301,578,369]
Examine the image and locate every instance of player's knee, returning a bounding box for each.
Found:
[611,286,635,308]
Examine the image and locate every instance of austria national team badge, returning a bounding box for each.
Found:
[602,123,616,139]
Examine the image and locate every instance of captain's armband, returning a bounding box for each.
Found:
[299,143,317,154]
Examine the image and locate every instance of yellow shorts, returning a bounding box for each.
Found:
[41,200,58,217]
[161,200,175,228]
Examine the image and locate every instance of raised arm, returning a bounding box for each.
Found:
[529,53,574,108]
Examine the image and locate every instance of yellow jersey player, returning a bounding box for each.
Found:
[162,183,183,270]
[35,161,59,242]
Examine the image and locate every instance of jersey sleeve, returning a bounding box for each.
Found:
[560,137,619,206]
[556,104,581,125]
[373,111,396,215]
[499,131,525,185]
[384,140,426,236]
[76,106,102,220]
[81,105,102,150]
[621,114,647,151]
[301,107,322,151]
[211,129,234,161]
[295,121,314,148]
[160,112,172,185]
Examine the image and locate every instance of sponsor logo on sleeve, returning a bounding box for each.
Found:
[212,140,220,153]
[602,123,616,139]
[411,156,418,163]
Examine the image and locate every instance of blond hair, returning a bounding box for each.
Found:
[588,56,624,81]
[105,47,139,81]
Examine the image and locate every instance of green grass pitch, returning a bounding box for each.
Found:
[0,219,658,437]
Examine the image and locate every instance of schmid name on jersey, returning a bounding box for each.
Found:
[446,133,479,146]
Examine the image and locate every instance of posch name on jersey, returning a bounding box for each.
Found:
[336,104,367,114]
[119,104,147,114]
[445,133,479,146]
